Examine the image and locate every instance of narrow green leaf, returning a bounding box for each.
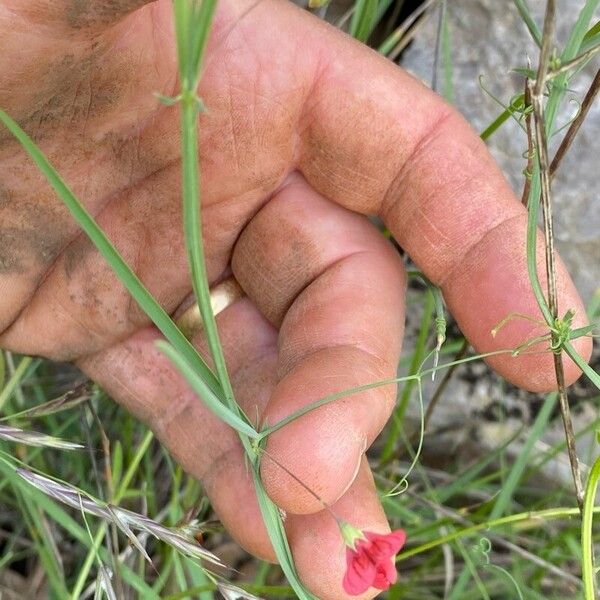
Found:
[562,0,600,61]
[480,94,525,141]
[512,0,542,47]
[581,455,600,598]
[189,0,219,87]
[570,324,597,339]
[111,440,123,492]
[253,473,317,600]
[582,20,600,50]
[156,342,259,439]
[179,92,237,411]
[525,167,553,326]
[374,0,395,26]
[544,0,600,128]
[0,109,221,401]
[0,356,34,413]
[489,393,556,519]
[564,341,600,391]
[350,0,378,42]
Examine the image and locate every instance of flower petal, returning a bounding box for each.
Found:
[343,549,377,595]
[372,558,398,590]
[365,529,406,557]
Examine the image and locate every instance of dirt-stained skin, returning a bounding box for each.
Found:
[0,192,67,274]
[0,2,593,599]
[67,0,151,28]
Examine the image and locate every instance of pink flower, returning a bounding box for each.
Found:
[341,528,406,596]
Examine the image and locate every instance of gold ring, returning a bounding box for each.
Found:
[175,276,245,340]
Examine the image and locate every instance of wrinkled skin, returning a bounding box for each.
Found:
[0,1,592,598]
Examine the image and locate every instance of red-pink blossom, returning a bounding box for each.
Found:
[342,529,406,595]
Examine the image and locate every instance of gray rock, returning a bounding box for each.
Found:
[398,2,600,483]
[401,0,600,303]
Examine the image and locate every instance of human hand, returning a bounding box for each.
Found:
[0,1,592,597]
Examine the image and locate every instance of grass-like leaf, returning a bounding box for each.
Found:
[176,17,237,411]
[252,471,317,600]
[156,341,259,439]
[0,356,34,412]
[564,341,600,391]
[0,109,221,401]
[350,0,378,42]
[16,468,225,568]
[512,0,542,46]
[582,20,600,50]
[0,424,83,449]
[581,455,600,598]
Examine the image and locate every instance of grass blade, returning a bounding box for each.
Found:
[0,424,83,449]
[0,109,220,400]
[564,341,600,391]
[488,392,557,519]
[0,356,34,412]
[512,0,542,46]
[581,455,600,598]
[350,0,378,42]
[156,342,259,439]
[252,472,317,600]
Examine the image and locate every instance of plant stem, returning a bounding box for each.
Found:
[70,431,154,599]
[180,90,237,412]
[398,506,597,562]
[0,355,33,412]
[529,0,584,509]
[581,455,600,598]
[521,82,533,206]
[550,68,600,179]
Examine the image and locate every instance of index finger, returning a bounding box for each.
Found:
[282,1,591,390]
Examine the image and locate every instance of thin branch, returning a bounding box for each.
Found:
[548,42,600,78]
[550,68,600,179]
[529,0,584,509]
[431,0,446,93]
[381,0,439,60]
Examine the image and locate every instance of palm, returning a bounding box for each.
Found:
[0,1,591,598]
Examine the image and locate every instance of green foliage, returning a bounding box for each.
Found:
[0,0,598,598]
[350,0,379,42]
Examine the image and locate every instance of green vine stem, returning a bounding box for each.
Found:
[398,506,600,563]
[582,455,600,598]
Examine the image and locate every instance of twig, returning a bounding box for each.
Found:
[550,68,600,179]
[528,0,584,509]
[548,43,600,79]
[381,0,439,60]
[431,0,446,94]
